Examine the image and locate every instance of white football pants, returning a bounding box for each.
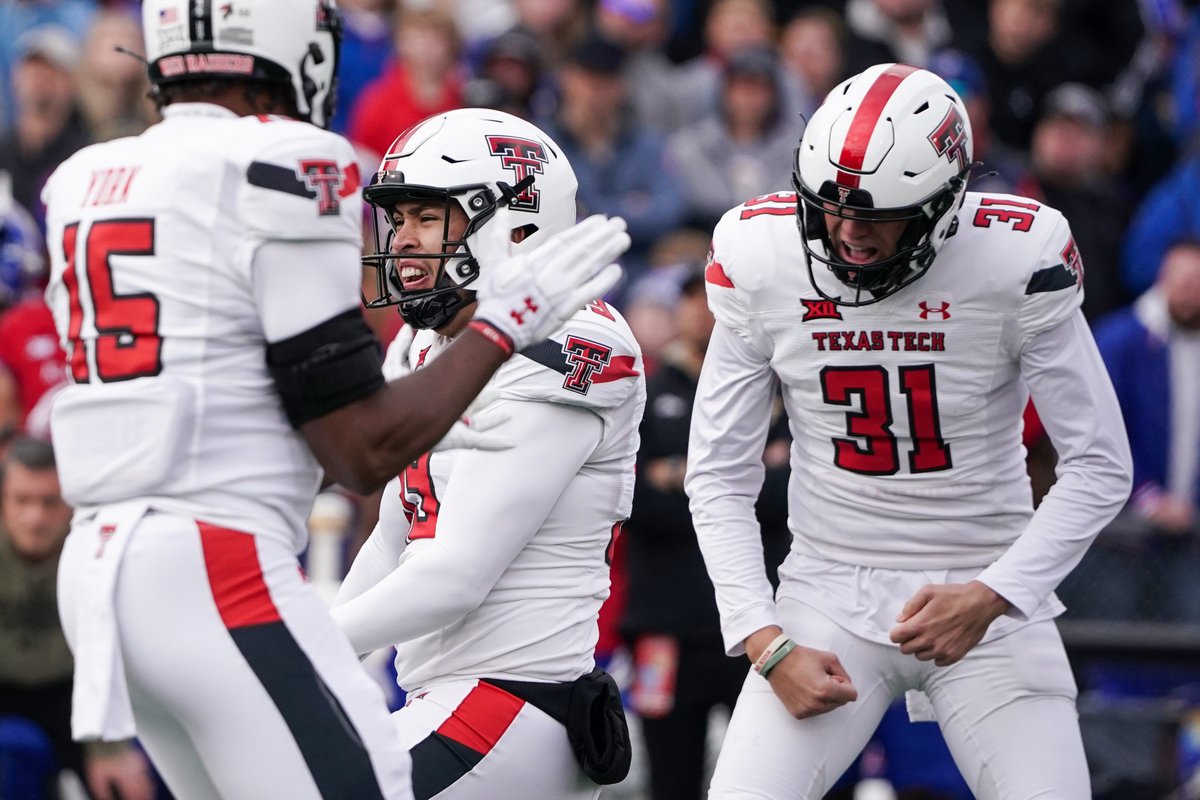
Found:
[58,511,413,800]
[708,596,1089,799]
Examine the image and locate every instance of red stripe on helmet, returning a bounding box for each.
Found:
[836,64,919,189]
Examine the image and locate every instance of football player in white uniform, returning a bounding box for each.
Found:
[686,64,1133,798]
[331,109,646,800]
[40,3,628,799]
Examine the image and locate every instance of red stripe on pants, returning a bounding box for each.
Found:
[199,522,282,629]
[436,682,525,755]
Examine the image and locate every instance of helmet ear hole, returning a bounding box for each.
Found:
[512,223,538,244]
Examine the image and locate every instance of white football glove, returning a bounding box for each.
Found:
[469,212,630,353]
[380,324,416,381]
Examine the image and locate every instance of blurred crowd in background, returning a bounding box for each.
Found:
[3,0,1200,798]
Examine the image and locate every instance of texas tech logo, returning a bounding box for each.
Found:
[485,135,547,212]
[298,159,345,216]
[562,335,612,395]
[928,106,968,171]
[1061,236,1084,287]
[801,298,843,322]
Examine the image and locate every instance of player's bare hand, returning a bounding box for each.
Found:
[85,745,155,800]
[889,581,1011,667]
[766,645,858,719]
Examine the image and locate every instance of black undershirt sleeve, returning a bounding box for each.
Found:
[266,309,385,428]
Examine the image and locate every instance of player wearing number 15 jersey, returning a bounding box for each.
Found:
[686,64,1132,798]
[37,3,627,799]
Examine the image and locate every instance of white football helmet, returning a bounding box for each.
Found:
[142,0,340,129]
[362,108,579,330]
[794,63,973,305]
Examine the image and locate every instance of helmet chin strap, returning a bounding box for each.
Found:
[398,285,473,330]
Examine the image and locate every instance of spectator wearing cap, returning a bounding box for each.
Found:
[347,7,465,161]
[511,0,591,69]
[595,0,687,134]
[0,0,95,129]
[667,46,798,232]
[1028,82,1133,321]
[967,0,1070,152]
[467,27,551,121]
[672,0,777,131]
[927,48,1035,196]
[537,33,687,298]
[0,25,91,226]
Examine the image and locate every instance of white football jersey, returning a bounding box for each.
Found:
[42,104,364,550]
[703,190,1083,568]
[377,300,644,689]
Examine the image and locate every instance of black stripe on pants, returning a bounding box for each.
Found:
[229,621,386,800]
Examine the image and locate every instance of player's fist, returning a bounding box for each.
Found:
[470,213,629,352]
[766,645,858,719]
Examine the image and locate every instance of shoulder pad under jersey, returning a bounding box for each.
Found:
[951,193,1083,340]
[498,299,643,410]
[705,192,800,334]
[236,119,363,245]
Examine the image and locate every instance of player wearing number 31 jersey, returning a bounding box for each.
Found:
[686,64,1132,798]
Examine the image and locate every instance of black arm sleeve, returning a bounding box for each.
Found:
[265,309,385,428]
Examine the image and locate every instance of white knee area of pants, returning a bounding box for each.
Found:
[708,600,909,799]
[923,619,1088,800]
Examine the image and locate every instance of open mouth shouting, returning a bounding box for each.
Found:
[396,261,437,292]
[836,241,881,265]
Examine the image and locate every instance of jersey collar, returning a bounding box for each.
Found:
[162,103,240,120]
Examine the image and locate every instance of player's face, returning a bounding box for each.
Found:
[0,462,71,564]
[387,199,470,293]
[823,206,909,266]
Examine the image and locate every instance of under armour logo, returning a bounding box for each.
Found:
[509,297,539,325]
[918,301,951,320]
[95,524,116,558]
